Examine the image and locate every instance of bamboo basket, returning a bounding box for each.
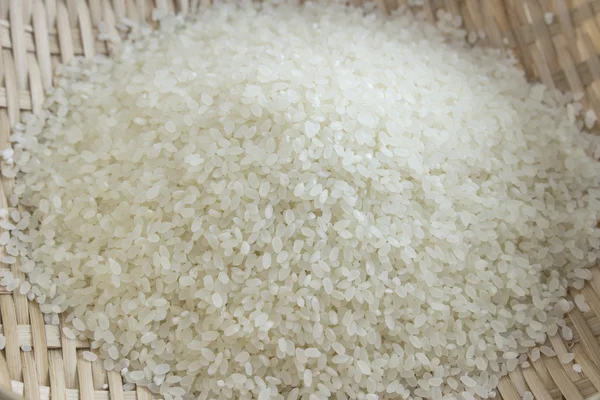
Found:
[2,0,600,399]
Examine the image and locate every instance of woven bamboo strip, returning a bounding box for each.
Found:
[2,1,600,399]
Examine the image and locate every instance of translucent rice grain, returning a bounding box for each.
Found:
[559,353,575,364]
[540,346,557,357]
[62,327,76,340]
[574,294,591,312]
[130,371,145,381]
[303,369,313,387]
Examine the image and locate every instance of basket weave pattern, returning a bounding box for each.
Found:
[2,0,600,399]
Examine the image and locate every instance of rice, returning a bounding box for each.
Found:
[574,293,591,312]
[83,351,98,362]
[3,1,600,399]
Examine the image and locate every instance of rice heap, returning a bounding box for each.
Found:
[3,1,600,399]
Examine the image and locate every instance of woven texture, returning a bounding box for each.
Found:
[2,0,600,399]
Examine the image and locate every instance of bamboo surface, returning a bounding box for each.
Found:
[1,0,600,399]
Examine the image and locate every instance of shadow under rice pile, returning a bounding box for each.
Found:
[2,1,600,399]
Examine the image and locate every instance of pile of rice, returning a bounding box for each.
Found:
[2,1,600,399]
